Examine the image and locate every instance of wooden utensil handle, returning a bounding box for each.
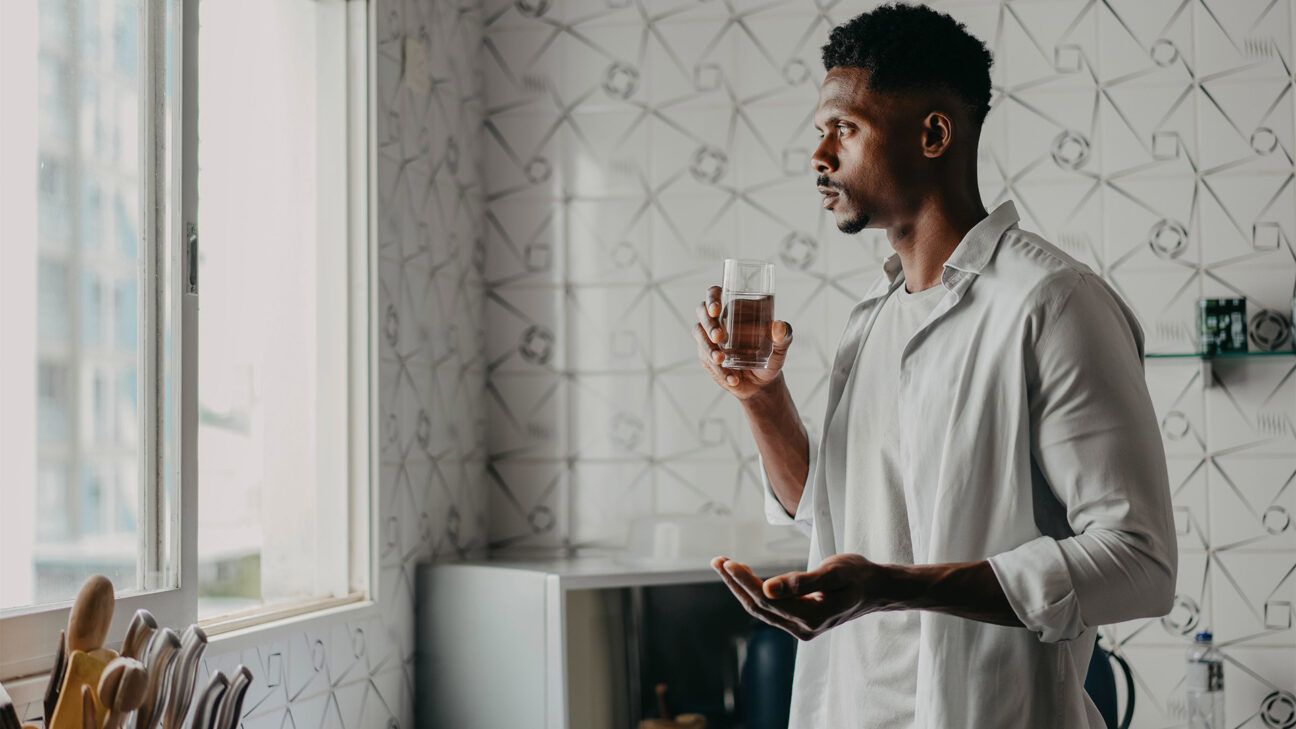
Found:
[67,576,115,654]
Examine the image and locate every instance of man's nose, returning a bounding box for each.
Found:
[810,140,836,175]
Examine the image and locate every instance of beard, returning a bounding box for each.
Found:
[818,174,869,234]
[837,208,869,235]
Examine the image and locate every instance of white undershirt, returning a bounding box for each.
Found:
[824,282,944,729]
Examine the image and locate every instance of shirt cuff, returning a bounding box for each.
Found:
[988,536,1086,643]
[758,433,816,537]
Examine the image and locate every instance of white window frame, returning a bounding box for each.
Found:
[0,0,377,696]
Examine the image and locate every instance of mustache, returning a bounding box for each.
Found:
[816,175,841,191]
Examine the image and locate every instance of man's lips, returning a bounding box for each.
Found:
[818,186,840,209]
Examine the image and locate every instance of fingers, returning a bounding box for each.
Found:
[764,320,793,372]
[764,564,841,599]
[696,287,726,345]
[771,320,794,350]
[706,285,722,315]
[711,558,812,640]
[719,560,813,630]
[693,324,743,388]
[692,323,723,362]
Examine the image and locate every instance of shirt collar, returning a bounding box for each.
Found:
[877,200,1021,288]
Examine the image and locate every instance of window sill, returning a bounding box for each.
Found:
[204,592,377,655]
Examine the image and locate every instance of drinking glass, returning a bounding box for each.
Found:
[719,259,775,369]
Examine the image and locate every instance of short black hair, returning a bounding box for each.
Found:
[821,3,993,124]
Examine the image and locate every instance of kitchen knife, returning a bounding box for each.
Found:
[135,628,181,729]
[43,629,68,724]
[0,680,20,729]
[212,666,251,729]
[122,610,158,661]
[162,626,207,729]
[188,672,227,729]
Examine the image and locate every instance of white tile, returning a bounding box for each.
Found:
[1198,174,1296,269]
[1096,0,1196,87]
[653,370,749,461]
[1196,78,1295,176]
[562,109,653,198]
[1204,355,1296,456]
[1111,645,1191,727]
[1117,551,1210,648]
[993,1,1099,91]
[731,102,818,192]
[649,108,742,193]
[645,15,740,107]
[1138,359,1208,457]
[654,458,766,520]
[566,197,654,284]
[1107,266,1203,353]
[488,460,569,551]
[1207,451,1296,547]
[483,199,565,287]
[1167,455,1211,550]
[568,373,654,458]
[651,279,719,371]
[487,372,568,461]
[484,284,565,373]
[727,12,829,104]
[566,284,653,372]
[559,23,651,113]
[1103,180,1200,272]
[734,191,829,275]
[569,460,656,548]
[650,193,740,283]
[1218,646,1296,727]
[1000,87,1103,185]
[482,111,567,200]
[1194,0,1293,81]
[1211,550,1296,646]
[1098,81,1197,177]
[481,25,565,111]
[1012,179,1106,272]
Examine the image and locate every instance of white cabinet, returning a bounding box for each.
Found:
[417,557,801,729]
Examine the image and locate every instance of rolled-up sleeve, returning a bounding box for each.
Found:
[989,273,1177,643]
[759,427,818,537]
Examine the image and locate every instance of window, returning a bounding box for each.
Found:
[194,0,372,627]
[0,0,372,681]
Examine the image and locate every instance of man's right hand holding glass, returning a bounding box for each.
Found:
[692,285,795,400]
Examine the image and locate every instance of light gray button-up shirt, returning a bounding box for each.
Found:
[763,201,1177,729]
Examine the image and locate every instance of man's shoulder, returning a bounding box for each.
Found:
[979,225,1096,306]
[994,226,1094,279]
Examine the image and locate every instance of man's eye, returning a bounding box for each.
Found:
[837,124,850,135]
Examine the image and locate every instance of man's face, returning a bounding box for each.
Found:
[811,67,916,234]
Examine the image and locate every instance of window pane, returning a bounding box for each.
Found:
[196,0,353,619]
[0,0,172,612]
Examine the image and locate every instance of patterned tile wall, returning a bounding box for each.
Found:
[198,2,487,729]
[479,1,1296,726]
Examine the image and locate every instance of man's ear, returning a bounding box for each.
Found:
[921,111,954,159]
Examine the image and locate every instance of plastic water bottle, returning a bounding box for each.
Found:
[1186,631,1224,728]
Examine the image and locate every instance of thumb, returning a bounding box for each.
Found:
[764,321,793,370]
[764,565,836,598]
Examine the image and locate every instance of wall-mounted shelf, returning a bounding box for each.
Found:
[1146,349,1296,387]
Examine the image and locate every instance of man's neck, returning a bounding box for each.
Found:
[886,195,988,293]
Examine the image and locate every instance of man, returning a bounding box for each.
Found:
[694,4,1176,728]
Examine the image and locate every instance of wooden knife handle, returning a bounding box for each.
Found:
[67,576,115,654]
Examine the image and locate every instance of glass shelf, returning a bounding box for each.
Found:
[1144,349,1295,387]
[1146,350,1296,359]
